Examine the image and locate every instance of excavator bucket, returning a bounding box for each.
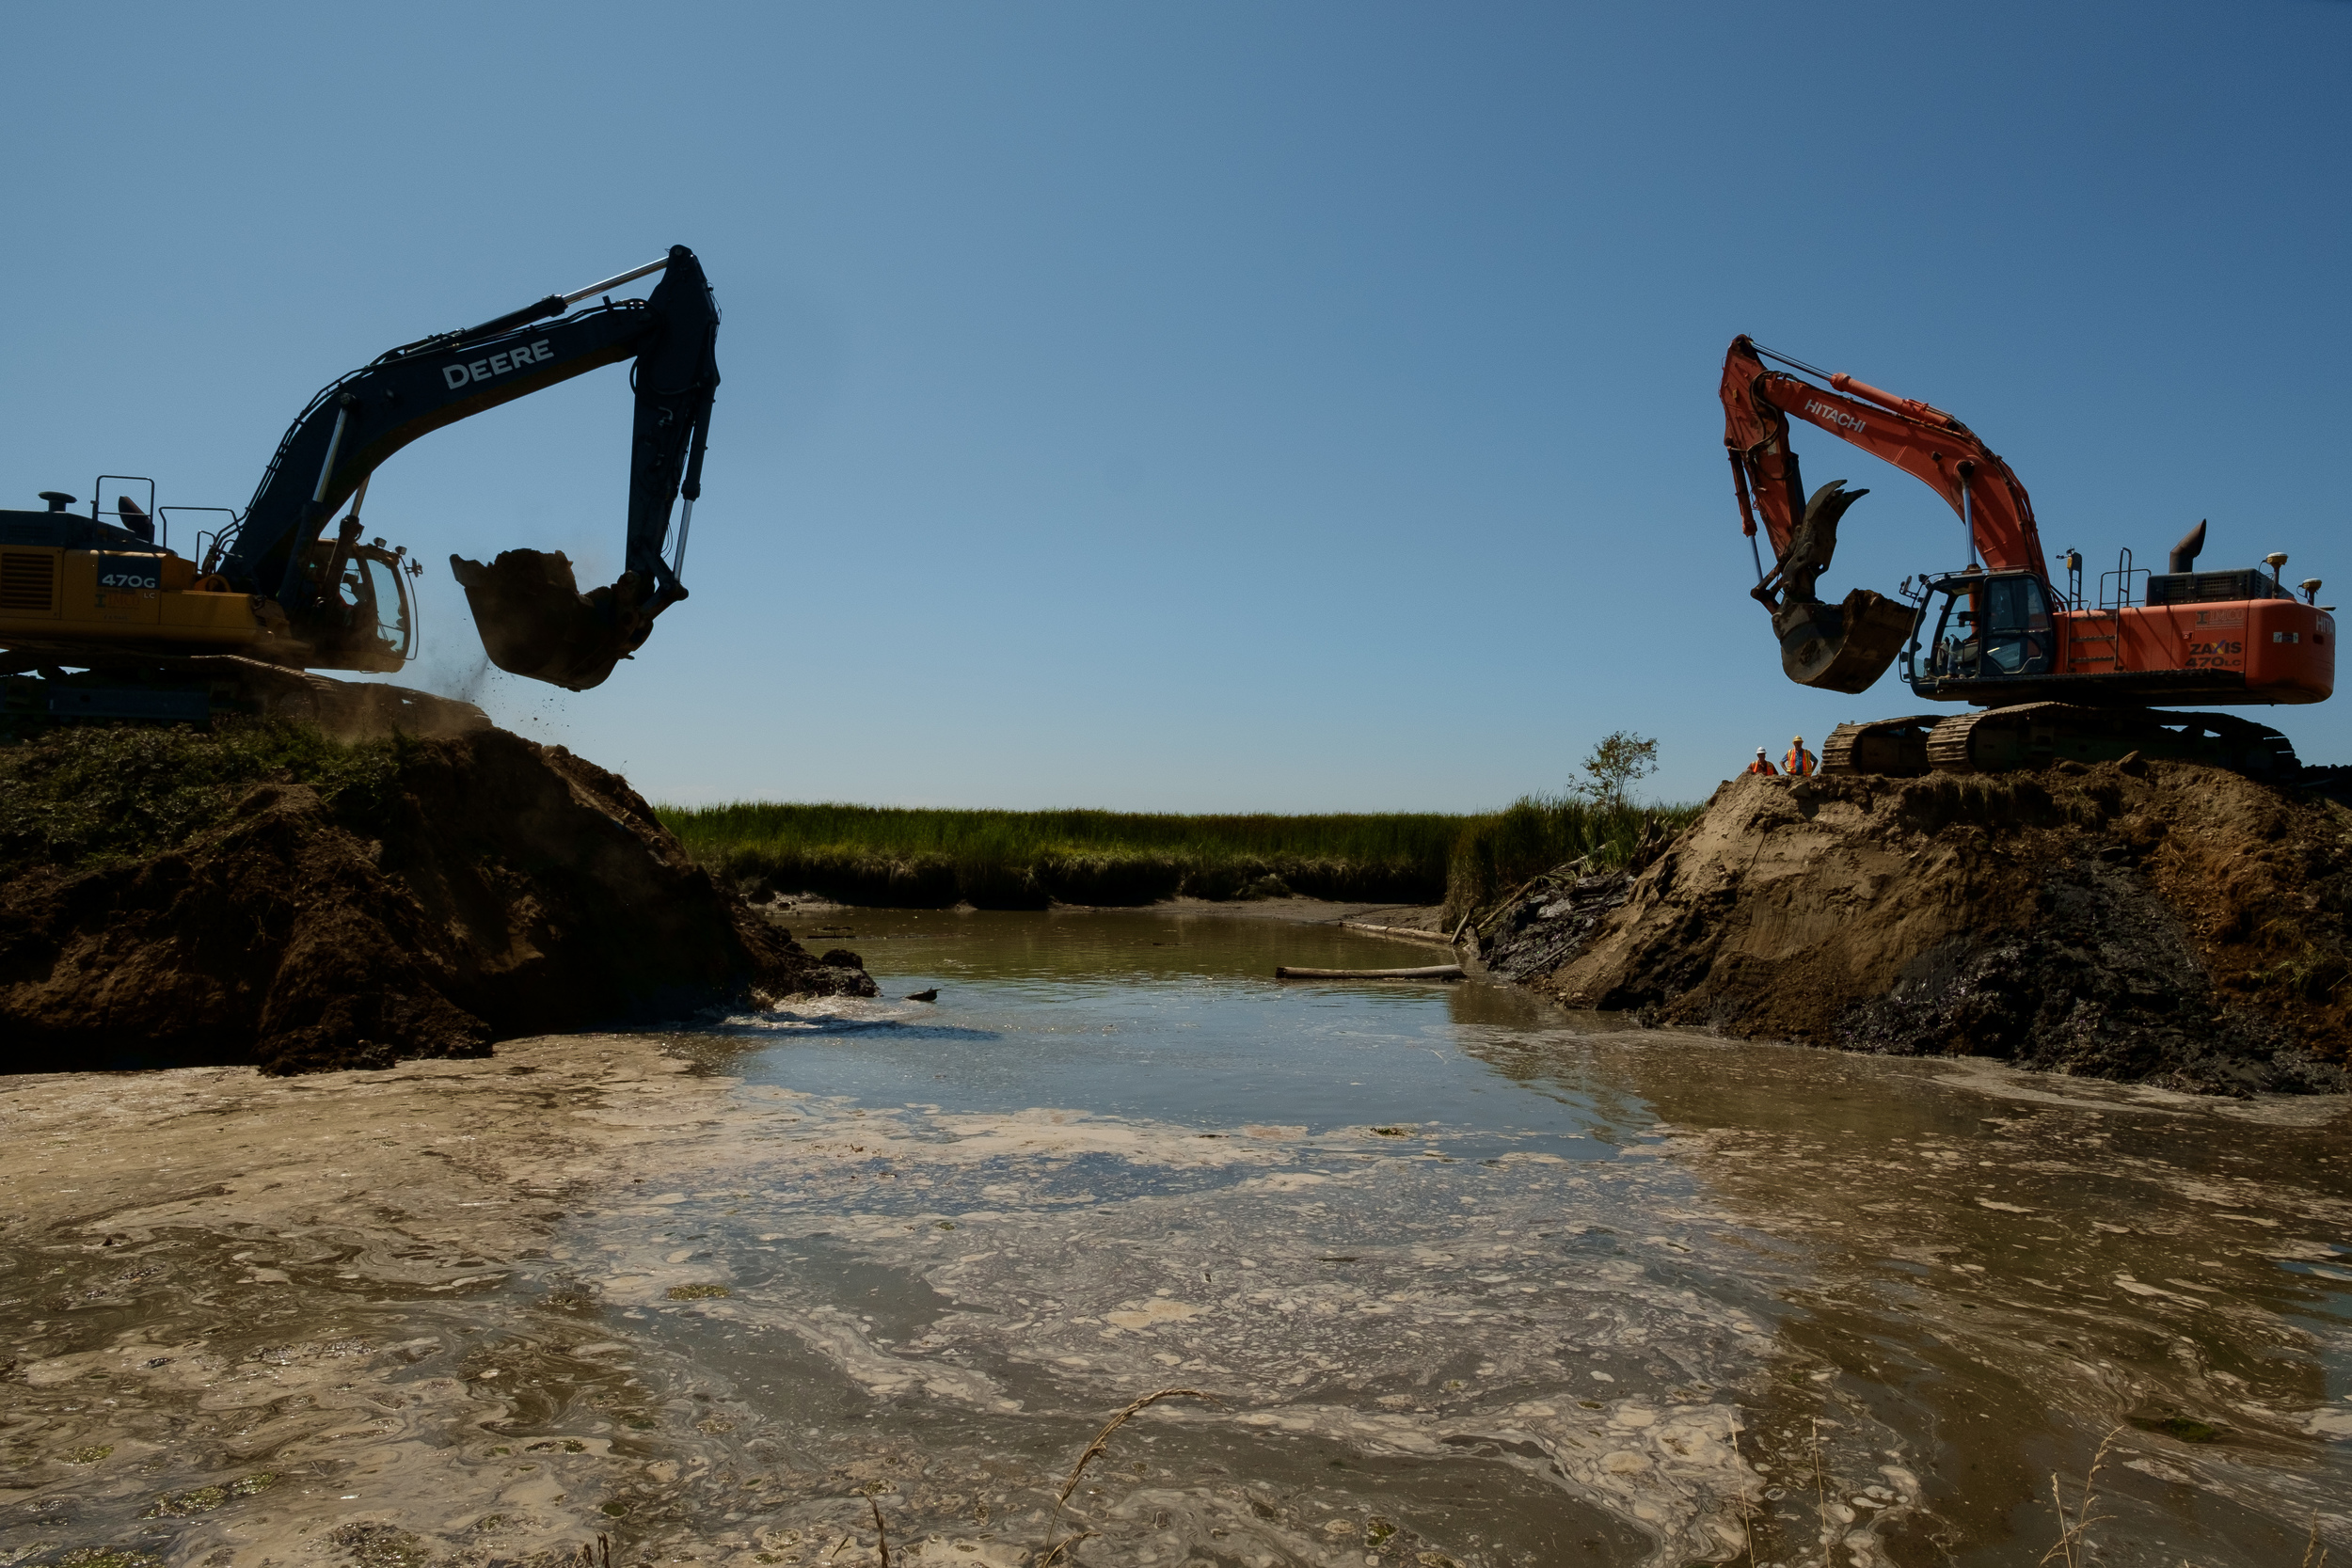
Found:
[449,550,654,692]
[1774,587,1915,694]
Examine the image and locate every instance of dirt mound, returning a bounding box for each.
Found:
[1482,763,2352,1095]
[0,724,874,1074]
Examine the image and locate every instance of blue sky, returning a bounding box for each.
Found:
[7,3,2347,808]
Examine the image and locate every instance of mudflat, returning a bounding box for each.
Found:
[10,907,2351,1568]
[3,1036,777,1568]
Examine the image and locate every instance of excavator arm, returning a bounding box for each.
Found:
[1720,334,2047,692]
[217,245,719,690]
[1722,335,2045,573]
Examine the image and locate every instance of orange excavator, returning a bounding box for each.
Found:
[1721,335,2333,776]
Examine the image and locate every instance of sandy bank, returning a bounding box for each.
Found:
[1479,762,2352,1094]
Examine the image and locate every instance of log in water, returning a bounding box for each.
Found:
[1274,962,1465,979]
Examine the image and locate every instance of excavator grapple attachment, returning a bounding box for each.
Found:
[449,549,656,692]
[1773,587,1914,694]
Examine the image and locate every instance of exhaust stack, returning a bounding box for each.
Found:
[2169,519,2207,574]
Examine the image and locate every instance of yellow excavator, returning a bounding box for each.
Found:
[1,246,719,736]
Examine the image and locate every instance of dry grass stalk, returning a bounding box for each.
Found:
[1036,1527,1092,1568]
[2040,1427,2121,1568]
[2301,1513,2331,1568]
[1725,1416,1757,1566]
[1811,1417,1831,1567]
[1041,1387,1215,1565]
[867,1495,891,1568]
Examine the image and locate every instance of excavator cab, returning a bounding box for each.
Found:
[295,533,418,673]
[1906,568,2055,686]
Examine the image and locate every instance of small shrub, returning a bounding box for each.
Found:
[1573,730,1659,809]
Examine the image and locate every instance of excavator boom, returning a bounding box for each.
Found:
[222,245,720,689]
[1722,336,2046,576]
[1722,335,2053,693]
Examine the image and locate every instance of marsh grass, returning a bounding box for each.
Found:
[660,803,1468,909]
[660,796,1702,912]
[1441,793,1704,927]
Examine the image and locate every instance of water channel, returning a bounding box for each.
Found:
[8,907,2350,1568]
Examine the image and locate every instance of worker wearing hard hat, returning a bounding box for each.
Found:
[1784,735,1817,776]
[1742,747,1778,776]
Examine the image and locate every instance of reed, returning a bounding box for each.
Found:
[1439,793,1705,925]
[657,795,1703,912]
[658,802,1470,909]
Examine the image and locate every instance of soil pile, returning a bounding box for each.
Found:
[0,722,873,1074]
[1479,762,2352,1095]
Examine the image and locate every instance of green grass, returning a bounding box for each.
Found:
[0,719,398,879]
[1442,794,1705,924]
[658,802,1465,908]
[657,796,1703,911]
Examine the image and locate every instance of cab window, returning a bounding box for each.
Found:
[361,554,412,658]
[1983,576,2053,675]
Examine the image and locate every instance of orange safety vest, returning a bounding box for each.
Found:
[1744,758,1777,776]
[1784,745,1816,776]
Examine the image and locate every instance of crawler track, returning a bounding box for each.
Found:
[1926,703,2298,778]
[1824,704,2302,780]
[3,653,489,738]
[1821,715,1941,777]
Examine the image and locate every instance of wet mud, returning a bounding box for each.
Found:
[1490,762,2352,1094]
[3,911,2345,1568]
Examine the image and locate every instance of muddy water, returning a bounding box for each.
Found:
[6,908,2349,1568]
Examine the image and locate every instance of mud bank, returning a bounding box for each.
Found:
[0,1037,797,1568]
[1479,762,2352,1095]
[0,725,874,1074]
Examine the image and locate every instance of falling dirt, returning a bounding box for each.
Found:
[1478,762,2352,1095]
[0,726,874,1074]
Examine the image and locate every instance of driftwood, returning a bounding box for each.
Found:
[1275,964,1466,981]
[1336,921,1460,948]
